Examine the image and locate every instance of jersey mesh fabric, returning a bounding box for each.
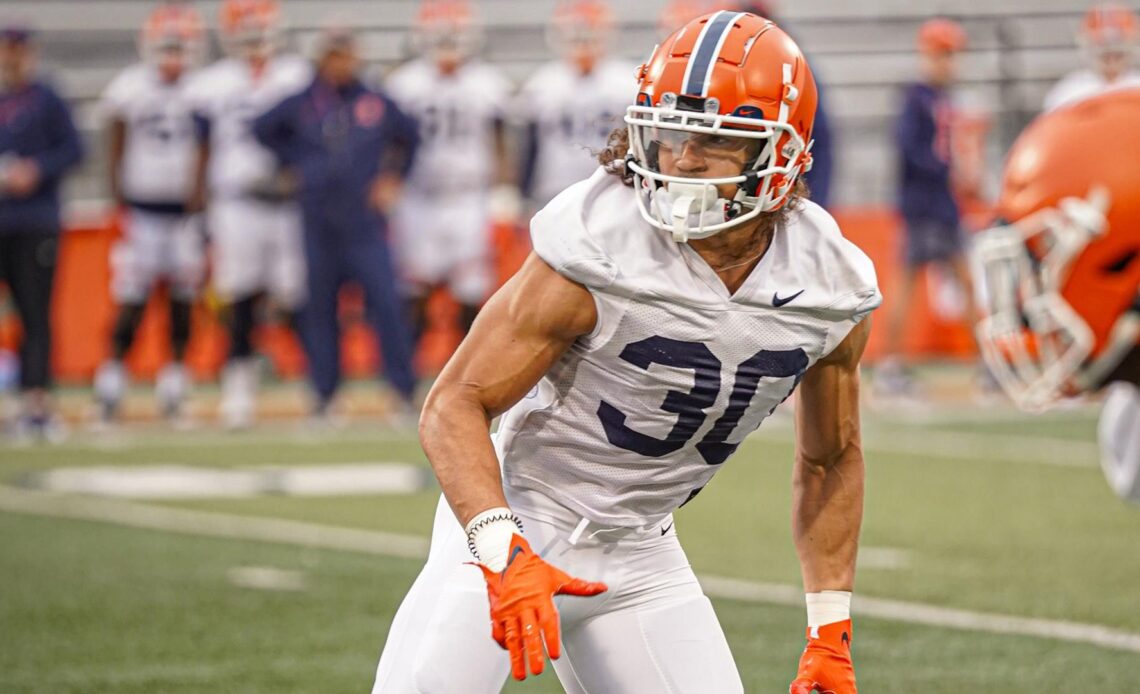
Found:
[497,171,881,527]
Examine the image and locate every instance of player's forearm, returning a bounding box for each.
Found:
[419,382,509,528]
[792,447,864,592]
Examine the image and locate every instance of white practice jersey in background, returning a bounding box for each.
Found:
[1043,69,1140,111]
[187,55,311,196]
[1099,382,1140,504]
[385,59,511,197]
[518,58,635,206]
[100,63,199,204]
[496,169,882,526]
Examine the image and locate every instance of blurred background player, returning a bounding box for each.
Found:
[656,0,712,38]
[188,0,311,429]
[0,25,83,441]
[254,24,420,423]
[516,0,634,210]
[972,87,1140,504]
[733,0,835,210]
[1044,3,1140,112]
[386,0,515,351]
[879,18,977,397]
[93,3,206,426]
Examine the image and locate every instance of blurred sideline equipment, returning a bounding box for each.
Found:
[972,87,1140,503]
[386,0,514,349]
[253,23,420,418]
[94,2,206,424]
[1044,3,1140,112]
[374,10,877,693]
[0,24,84,440]
[516,0,634,209]
[187,0,311,429]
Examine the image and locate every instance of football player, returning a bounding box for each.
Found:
[973,88,1140,504]
[385,0,515,349]
[187,0,311,429]
[94,3,206,425]
[1044,4,1140,112]
[373,12,879,694]
[516,0,635,209]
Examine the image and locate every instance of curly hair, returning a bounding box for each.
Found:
[595,126,810,219]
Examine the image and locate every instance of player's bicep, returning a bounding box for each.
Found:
[794,317,871,469]
[431,252,597,419]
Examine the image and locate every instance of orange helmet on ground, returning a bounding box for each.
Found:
[549,0,613,60]
[140,2,204,65]
[412,0,481,60]
[973,88,1140,410]
[1081,3,1138,53]
[219,0,282,56]
[917,18,967,54]
[625,10,817,241]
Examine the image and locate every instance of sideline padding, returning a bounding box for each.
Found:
[0,210,972,383]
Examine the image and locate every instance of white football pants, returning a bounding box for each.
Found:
[372,488,743,693]
[1099,382,1140,504]
[111,209,204,303]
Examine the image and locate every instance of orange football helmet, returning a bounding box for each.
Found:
[973,88,1140,410]
[412,0,481,62]
[1080,3,1138,54]
[548,0,613,66]
[140,3,204,67]
[625,11,817,241]
[917,18,967,54]
[219,0,282,57]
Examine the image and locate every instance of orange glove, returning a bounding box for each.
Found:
[474,534,607,681]
[789,619,857,694]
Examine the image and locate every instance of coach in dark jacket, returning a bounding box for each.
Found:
[0,27,84,439]
[254,26,419,421]
[880,19,977,394]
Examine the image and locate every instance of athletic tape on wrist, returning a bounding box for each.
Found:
[805,590,852,629]
[464,507,524,564]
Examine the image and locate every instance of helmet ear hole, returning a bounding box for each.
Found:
[1103,248,1140,275]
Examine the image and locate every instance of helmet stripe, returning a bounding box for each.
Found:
[682,11,743,97]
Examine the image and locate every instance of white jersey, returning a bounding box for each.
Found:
[1043,69,1140,111]
[100,63,199,204]
[187,54,311,196]
[518,59,635,206]
[495,169,882,526]
[385,59,512,197]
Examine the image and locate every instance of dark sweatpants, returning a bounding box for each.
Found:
[0,231,58,390]
[300,221,416,405]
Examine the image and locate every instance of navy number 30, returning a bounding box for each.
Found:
[597,336,807,465]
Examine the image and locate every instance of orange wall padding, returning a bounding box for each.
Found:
[0,209,973,384]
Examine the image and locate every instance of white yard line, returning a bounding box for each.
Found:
[2,485,1137,655]
[749,427,1100,468]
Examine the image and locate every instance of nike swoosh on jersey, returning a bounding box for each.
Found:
[772,289,805,307]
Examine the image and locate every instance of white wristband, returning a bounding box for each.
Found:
[805,590,852,628]
[464,507,524,573]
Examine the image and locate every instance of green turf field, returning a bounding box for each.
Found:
[2,399,1139,693]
